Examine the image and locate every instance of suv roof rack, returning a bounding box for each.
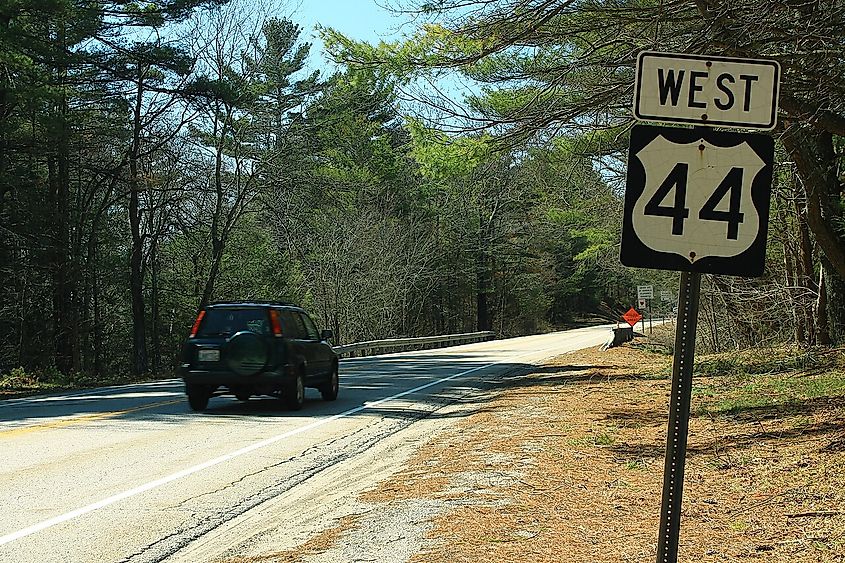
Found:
[207,300,300,307]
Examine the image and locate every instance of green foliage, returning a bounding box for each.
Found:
[407,120,493,180]
[215,215,296,301]
[693,347,845,416]
[698,372,845,417]
[0,367,40,389]
[328,0,845,348]
[0,0,232,377]
[696,347,843,378]
[321,23,488,78]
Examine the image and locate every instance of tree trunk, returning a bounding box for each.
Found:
[816,268,831,346]
[0,13,11,219]
[93,256,102,377]
[476,280,489,331]
[783,129,845,282]
[86,227,102,377]
[476,209,491,332]
[794,195,817,344]
[709,290,720,353]
[192,254,201,300]
[84,191,113,377]
[782,233,804,343]
[150,238,161,374]
[71,206,82,374]
[17,253,30,367]
[44,17,77,375]
[198,107,229,310]
[0,91,8,219]
[332,312,341,347]
[129,64,148,376]
[48,114,74,374]
[822,257,845,344]
[199,239,224,309]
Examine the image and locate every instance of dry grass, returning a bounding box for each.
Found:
[367,343,845,562]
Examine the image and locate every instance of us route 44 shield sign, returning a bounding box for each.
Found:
[620,124,774,277]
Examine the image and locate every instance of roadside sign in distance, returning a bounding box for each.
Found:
[634,51,780,130]
[661,291,673,302]
[620,124,774,277]
[623,308,643,327]
[637,285,654,300]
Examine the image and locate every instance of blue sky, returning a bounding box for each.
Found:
[281,0,473,126]
[287,0,408,69]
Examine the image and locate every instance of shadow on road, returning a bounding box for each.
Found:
[7,352,843,460]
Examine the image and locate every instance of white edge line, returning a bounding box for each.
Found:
[0,337,595,547]
[2,380,183,406]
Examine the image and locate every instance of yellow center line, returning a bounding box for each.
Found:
[0,398,184,439]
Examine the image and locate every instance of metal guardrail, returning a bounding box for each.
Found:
[333,331,496,358]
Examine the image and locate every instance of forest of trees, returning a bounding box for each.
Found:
[1,0,843,381]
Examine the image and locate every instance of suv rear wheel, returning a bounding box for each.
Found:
[187,384,213,411]
[285,371,305,411]
[319,363,339,401]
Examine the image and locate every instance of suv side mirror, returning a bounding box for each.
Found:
[321,329,333,341]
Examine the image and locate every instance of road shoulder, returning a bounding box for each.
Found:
[228,342,845,563]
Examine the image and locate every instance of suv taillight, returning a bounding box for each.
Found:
[268,309,283,337]
[190,310,206,338]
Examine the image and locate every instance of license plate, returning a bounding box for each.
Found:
[198,349,220,362]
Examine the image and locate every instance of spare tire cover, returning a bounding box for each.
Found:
[224,331,268,376]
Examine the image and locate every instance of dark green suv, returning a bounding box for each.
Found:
[179,302,339,411]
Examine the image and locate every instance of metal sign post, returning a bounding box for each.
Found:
[649,301,653,334]
[656,271,701,563]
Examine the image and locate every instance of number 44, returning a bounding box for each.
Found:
[643,163,745,239]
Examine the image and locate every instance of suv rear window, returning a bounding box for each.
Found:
[197,308,270,337]
[278,310,306,339]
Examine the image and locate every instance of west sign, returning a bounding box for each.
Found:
[633,51,780,130]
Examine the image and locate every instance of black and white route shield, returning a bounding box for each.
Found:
[620,124,774,277]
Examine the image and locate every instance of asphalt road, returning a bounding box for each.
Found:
[0,326,613,562]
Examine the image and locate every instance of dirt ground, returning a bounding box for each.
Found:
[232,339,845,563]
